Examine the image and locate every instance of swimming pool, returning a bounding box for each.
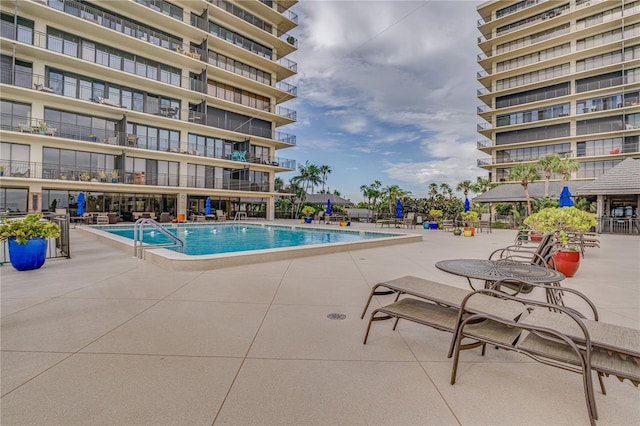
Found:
[103,223,398,255]
[81,222,422,271]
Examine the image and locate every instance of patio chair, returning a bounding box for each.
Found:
[449,287,640,426]
[95,215,109,225]
[404,212,416,229]
[158,212,172,223]
[314,211,325,224]
[215,210,227,222]
[442,219,455,232]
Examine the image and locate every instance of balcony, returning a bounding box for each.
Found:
[477,140,492,149]
[477,158,492,166]
[0,159,292,191]
[1,67,297,143]
[2,112,296,169]
[43,0,183,52]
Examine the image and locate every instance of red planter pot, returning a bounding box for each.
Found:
[552,250,581,278]
[530,231,543,241]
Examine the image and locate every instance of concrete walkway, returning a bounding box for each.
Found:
[1,223,639,425]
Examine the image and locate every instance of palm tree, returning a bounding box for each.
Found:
[274,177,284,192]
[456,180,474,200]
[291,161,321,195]
[472,176,497,218]
[537,154,561,197]
[319,164,332,192]
[556,156,580,181]
[383,185,409,216]
[509,163,540,216]
[428,183,439,199]
[360,180,382,215]
[440,183,454,200]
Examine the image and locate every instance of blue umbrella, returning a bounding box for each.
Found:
[326,198,332,215]
[559,186,574,207]
[76,192,85,216]
[396,198,403,219]
[205,197,212,215]
[464,198,470,212]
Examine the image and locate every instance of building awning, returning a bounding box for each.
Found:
[473,181,588,203]
[576,158,640,196]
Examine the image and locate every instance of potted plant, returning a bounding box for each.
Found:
[0,165,4,176]
[461,211,478,236]
[99,171,107,182]
[301,206,315,224]
[0,214,60,271]
[111,170,119,183]
[517,225,530,241]
[89,134,97,142]
[524,207,597,277]
[37,120,47,134]
[427,209,443,229]
[79,171,90,181]
[453,227,462,236]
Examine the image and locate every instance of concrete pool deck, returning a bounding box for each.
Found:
[1,221,639,425]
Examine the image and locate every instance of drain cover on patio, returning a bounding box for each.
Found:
[327,313,347,320]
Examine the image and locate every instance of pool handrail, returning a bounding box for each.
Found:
[133,218,184,259]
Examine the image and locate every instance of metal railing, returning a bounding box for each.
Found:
[0,159,294,191]
[133,218,183,259]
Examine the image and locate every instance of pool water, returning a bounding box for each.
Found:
[103,223,396,256]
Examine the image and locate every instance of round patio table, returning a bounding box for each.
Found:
[435,259,565,304]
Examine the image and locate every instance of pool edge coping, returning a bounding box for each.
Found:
[77,222,423,271]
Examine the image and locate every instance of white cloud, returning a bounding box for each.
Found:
[285,0,485,201]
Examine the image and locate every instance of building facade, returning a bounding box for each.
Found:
[476,0,640,186]
[0,0,298,221]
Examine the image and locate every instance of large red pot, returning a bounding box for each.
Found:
[552,250,580,278]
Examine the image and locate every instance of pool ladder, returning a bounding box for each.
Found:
[133,218,184,259]
[233,212,248,221]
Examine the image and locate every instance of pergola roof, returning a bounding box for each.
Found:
[576,158,640,196]
[472,181,588,203]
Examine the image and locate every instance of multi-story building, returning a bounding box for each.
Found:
[476,0,640,184]
[0,0,298,221]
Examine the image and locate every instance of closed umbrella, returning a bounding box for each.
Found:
[396,199,403,219]
[76,192,85,216]
[559,186,574,207]
[205,197,212,215]
[326,199,332,215]
[464,198,470,212]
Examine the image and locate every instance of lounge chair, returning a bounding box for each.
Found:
[314,211,325,224]
[449,287,640,426]
[361,277,525,345]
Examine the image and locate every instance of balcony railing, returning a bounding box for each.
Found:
[477,122,492,131]
[477,158,492,166]
[477,105,491,113]
[44,0,183,53]
[0,159,290,192]
[25,0,298,73]
[477,140,492,149]
[0,68,297,144]
[1,113,296,167]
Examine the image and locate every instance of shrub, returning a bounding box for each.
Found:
[0,214,60,244]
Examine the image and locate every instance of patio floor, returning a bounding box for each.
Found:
[1,222,639,425]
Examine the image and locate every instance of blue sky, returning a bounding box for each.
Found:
[278,0,485,202]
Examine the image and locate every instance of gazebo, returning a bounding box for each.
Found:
[576,158,640,234]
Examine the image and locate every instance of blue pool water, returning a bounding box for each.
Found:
[101,224,397,256]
